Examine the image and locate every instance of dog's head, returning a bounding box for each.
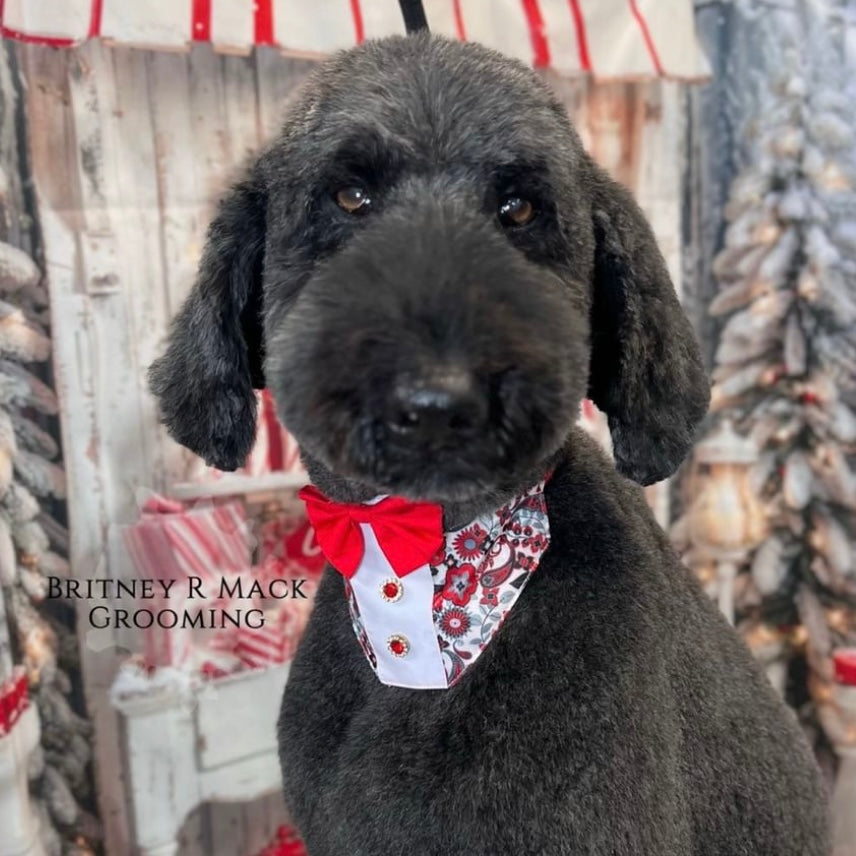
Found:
[150,34,709,501]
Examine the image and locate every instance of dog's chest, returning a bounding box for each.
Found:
[342,480,551,689]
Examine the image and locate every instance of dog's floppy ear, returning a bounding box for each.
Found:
[586,160,709,486]
[149,170,266,471]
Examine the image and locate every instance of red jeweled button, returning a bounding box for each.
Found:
[387,634,410,657]
[380,579,403,603]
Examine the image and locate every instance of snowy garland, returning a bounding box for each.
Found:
[684,9,856,767]
[0,164,100,854]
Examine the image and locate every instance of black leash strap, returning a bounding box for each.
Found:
[399,0,429,34]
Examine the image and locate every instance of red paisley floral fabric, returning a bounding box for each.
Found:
[343,479,551,687]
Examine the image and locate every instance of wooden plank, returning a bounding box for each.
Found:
[254,51,314,143]
[221,53,262,166]
[196,665,288,770]
[204,802,248,856]
[145,48,207,488]
[146,48,202,310]
[585,81,638,185]
[94,42,210,856]
[67,41,159,650]
[17,44,131,856]
[632,81,682,526]
[187,44,231,204]
[106,45,174,494]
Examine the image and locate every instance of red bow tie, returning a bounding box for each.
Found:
[298,485,444,579]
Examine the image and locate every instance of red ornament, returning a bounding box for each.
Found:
[254,824,307,856]
[833,649,856,686]
[381,579,402,602]
[200,661,229,680]
[387,634,410,657]
[283,519,326,576]
[0,668,29,736]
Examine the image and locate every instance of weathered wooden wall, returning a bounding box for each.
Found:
[15,40,683,855]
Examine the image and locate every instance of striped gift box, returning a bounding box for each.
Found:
[241,390,304,477]
[123,496,254,670]
[236,609,297,669]
[0,0,710,81]
[123,495,251,592]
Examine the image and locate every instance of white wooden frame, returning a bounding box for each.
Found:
[113,665,289,856]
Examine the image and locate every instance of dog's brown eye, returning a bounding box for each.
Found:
[336,186,372,215]
[498,196,535,227]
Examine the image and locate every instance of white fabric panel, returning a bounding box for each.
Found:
[3,0,90,40]
[350,524,448,690]
[101,0,192,49]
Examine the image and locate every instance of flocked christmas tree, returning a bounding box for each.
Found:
[0,155,99,853]
[695,12,856,766]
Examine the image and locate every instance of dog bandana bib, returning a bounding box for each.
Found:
[299,479,551,689]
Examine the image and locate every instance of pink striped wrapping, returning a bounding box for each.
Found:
[122,496,250,592]
[140,607,194,670]
[577,397,612,454]
[0,0,710,81]
[122,496,252,670]
[236,609,297,669]
[239,390,304,477]
[133,586,250,671]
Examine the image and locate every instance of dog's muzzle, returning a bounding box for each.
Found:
[386,367,487,448]
[266,195,584,497]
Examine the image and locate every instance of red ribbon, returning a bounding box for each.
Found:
[0,669,29,736]
[298,485,444,579]
[834,648,856,687]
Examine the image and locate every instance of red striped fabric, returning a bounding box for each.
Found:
[88,0,102,37]
[350,0,365,44]
[566,0,591,71]
[191,0,211,42]
[0,0,76,47]
[452,0,466,41]
[521,0,550,68]
[0,0,709,81]
[254,0,274,46]
[260,390,285,471]
[628,0,664,75]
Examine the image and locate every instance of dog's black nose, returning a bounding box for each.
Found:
[388,371,486,444]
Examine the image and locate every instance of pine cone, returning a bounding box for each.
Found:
[14,450,66,499]
[0,514,15,585]
[13,414,59,459]
[42,764,79,827]
[34,798,63,856]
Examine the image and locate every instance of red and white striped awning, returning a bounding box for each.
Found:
[0,0,710,80]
